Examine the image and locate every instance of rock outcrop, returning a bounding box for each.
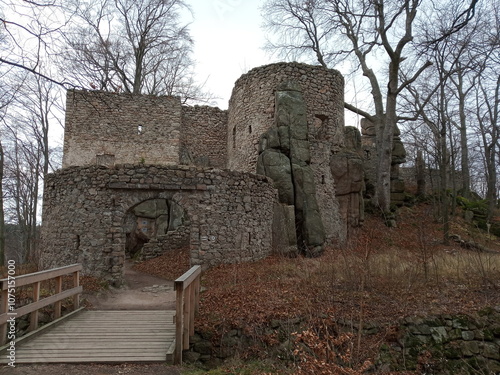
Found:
[361,118,406,205]
[330,126,365,236]
[257,81,325,257]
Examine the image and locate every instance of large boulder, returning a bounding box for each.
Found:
[256,80,325,256]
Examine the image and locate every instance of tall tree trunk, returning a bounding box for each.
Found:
[374,115,393,214]
[439,82,450,245]
[416,150,426,196]
[457,73,471,197]
[486,149,497,222]
[375,61,399,216]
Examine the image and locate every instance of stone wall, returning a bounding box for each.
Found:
[227,62,345,172]
[187,307,500,374]
[400,166,464,195]
[63,90,182,168]
[40,164,277,284]
[379,307,500,374]
[228,62,346,246]
[180,106,228,168]
[138,225,190,261]
[361,118,407,205]
[43,62,366,280]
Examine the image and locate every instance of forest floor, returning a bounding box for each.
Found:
[3,202,500,374]
[174,202,500,374]
[106,201,500,374]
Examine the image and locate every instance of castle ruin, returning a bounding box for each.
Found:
[40,62,365,284]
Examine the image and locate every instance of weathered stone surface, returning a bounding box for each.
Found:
[132,199,168,219]
[272,204,298,257]
[257,150,294,205]
[379,308,500,374]
[156,214,170,235]
[168,200,185,232]
[256,80,326,256]
[392,137,407,165]
[40,165,277,284]
[331,126,365,235]
[228,62,346,248]
[291,164,325,250]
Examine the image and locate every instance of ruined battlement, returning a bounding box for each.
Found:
[63,91,183,168]
[42,62,363,283]
[228,62,345,173]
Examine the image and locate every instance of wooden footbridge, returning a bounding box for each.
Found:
[0,264,201,365]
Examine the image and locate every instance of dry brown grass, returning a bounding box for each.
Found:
[194,203,500,372]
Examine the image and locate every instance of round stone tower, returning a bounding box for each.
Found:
[227,62,347,249]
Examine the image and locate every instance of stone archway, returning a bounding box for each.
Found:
[124,198,190,261]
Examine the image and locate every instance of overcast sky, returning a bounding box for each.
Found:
[186,0,276,109]
[185,1,362,128]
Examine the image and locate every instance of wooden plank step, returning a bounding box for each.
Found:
[0,310,175,364]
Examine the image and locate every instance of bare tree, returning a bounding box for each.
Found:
[62,0,210,102]
[0,0,73,87]
[0,103,7,267]
[263,0,437,216]
[473,38,500,222]
[2,128,43,263]
[1,69,63,263]
[398,1,499,243]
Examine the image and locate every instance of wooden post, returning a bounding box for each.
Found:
[73,270,80,309]
[54,276,63,319]
[29,281,40,331]
[194,276,200,313]
[189,282,196,337]
[174,281,184,365]
[0,282,8,345]
[183,284,191,350]
[173,265,201,365]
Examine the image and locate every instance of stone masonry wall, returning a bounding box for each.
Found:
[40,164,277,284]
[378,307,500,374]
[180,105,228,168]
[228,62,345,246]
[228,62,345,172]
[63,90,182,168]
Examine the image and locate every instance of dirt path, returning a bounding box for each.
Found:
[2,261,181,375]
[85,260,176,310]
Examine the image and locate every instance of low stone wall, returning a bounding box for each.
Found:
[378,307,500,374]
[138,225,190,261]
[184,308,500,374]
[40,164,277,284]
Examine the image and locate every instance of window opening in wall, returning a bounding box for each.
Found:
[233,127,236,148]
[137,124,143,135]
[321,175,325,184]
[76,235,80,250]
[248,125,252,134]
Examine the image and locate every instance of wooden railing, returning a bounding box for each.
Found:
[0,264,83,345]
[174,265,201,365]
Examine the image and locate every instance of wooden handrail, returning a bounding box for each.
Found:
[0,264,82,345]
[174,265,201,365]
